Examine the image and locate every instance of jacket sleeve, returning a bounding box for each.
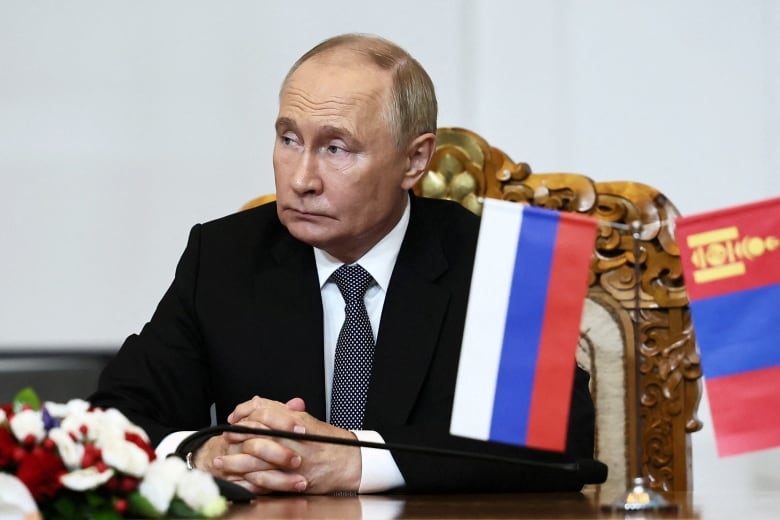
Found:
[380,366,598,493]
[90,224,214,445]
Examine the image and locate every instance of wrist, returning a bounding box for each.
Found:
[174,428,221,470]
[341,432,363,492]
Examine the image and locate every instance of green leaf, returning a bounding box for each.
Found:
[47,493,77,519]
[41,491,121,520]
[13,387,41,412]
[85,508,123,520]
[127,491,164,519]
[168,497,202,518]
[85,490,109,507]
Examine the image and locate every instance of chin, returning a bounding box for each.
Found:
[284,220,332,248]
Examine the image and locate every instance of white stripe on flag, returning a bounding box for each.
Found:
[450,199,524,440]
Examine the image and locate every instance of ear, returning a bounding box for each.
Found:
[400,132,436,190]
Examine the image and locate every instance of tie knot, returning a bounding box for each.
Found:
[333,264,373,304]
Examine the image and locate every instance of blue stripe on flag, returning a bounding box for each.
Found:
[490,207,560,444]
[691,283,780,378]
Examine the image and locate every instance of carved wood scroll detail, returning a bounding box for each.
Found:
[416,127,703,493]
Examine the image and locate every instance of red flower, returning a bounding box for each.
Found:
[16,446,66,502]
[0,427,16,468]
[125,432,156,462]
[120,475,139,494]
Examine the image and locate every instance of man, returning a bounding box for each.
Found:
[91,33,597,495]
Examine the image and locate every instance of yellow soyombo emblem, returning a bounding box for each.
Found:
[686,226,779,284]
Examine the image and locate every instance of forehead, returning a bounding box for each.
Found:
[279,52,391,124]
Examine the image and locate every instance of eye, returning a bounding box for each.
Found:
[279,131,300,147]
[326,144,346,155]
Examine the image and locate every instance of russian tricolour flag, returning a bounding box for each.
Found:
[450,199,597,452]
[677,196,780,456]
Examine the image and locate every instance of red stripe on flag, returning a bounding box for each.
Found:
[526,212,597,451]
[706,365,780,456]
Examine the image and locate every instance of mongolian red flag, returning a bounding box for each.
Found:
[676,196,780,456]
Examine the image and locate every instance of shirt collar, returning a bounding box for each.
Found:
[314,195,410,291]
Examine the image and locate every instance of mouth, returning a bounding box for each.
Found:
[283,206,331,220]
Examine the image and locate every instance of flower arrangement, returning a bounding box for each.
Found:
[0,388,228,519]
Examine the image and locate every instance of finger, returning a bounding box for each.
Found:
[229,397,303,431]
[221,430,260,444]
[238,408,302,433]
[213,452,281,475]
[244,469,308,494]
[228,395,268,423]
[229,478,268,496]
[223,431,256,444]
[285,397,307,412]
[242,437,303,469]
[223,419,271,443]
[213,438,301,475]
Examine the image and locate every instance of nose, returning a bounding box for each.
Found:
[291,151,323,196]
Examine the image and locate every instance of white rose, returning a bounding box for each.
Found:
[102,407,150,443]
[59,409,106,442]
[59,412,91,441]
[85,408,143,444]
[43,401,69,419]
[90,410,123,443]
[44,398,89,419]
[0,473,40,517]
[65,398,91,416]
[200,496,229,518]
[9,409,44,443]
[139,457,188,514]
[176,469,223,512]
[48,427,85,470]
[100,436,150,477]
[0,408,7,426]
[61,467,115,491]
[83,409,114,442]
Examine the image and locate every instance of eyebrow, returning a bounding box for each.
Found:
[275,117,297,134]
[275,118,357,144]
[320,125,355,142]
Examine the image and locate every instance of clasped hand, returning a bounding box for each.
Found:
[193,396,361,494]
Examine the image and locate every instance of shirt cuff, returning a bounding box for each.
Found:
[154,430,195,459]
[353,430,406,493]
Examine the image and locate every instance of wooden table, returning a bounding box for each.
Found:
[222,488,780,519]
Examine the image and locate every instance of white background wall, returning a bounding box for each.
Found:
[1,0,778,494]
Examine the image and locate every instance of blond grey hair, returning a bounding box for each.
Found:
[282,33,437,148]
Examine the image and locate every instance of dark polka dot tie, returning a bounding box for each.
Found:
[330,264,375,430]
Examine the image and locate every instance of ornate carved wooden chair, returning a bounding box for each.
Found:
[417,127,703,496]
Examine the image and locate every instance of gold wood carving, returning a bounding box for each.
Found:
[416,127,703,493]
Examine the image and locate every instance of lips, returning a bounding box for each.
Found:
[285,207,331,220]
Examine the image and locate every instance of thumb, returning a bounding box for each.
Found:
[285,397,307,412]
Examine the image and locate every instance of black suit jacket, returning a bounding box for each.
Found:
[92,195,597,492]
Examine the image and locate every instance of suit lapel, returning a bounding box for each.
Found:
[365,200,452,426]
[252,228,327,420]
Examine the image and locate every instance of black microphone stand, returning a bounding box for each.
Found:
[178,424,607,501]
[604,220,677,514]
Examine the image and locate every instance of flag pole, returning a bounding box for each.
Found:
[605,220,676,513]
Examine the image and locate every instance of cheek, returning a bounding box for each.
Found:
[272,152,295,191]
[272,149,282,178]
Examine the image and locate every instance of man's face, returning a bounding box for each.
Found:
[273,52,415,263]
